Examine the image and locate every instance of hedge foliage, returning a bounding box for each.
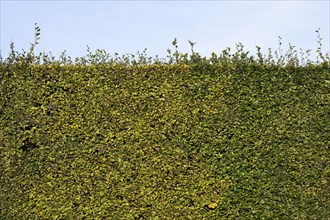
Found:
[0,28,329,219]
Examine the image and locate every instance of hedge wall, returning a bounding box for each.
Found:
[0,56,329,219]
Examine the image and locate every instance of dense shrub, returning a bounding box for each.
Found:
[0,25,329,219]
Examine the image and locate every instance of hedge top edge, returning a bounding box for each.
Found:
[1,23,329,67]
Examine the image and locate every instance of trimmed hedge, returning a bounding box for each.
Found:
[1,39,329,219]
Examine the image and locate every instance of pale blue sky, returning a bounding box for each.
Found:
[1,1,329,61]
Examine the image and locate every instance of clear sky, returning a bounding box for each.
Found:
[1,1,329,61]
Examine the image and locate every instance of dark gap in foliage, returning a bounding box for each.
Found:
[19,139,39,153]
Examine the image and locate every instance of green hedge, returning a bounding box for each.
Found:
[1,38,329,219]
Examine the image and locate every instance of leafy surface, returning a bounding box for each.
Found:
[1,61,329,219]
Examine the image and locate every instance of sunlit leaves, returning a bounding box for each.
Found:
[1,31,329,219]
